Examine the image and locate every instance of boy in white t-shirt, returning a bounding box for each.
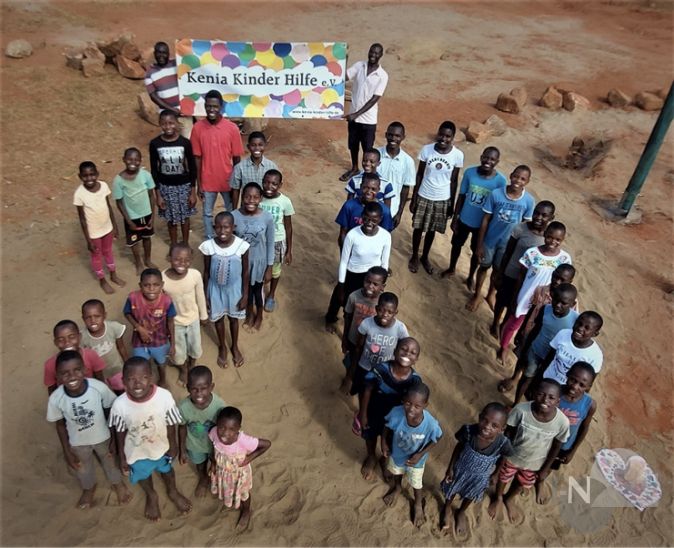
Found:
[74,161,125,294]
[409,121,464,276]
[377,121,416,228]
[47,350,132,509]
[109,357,192,521]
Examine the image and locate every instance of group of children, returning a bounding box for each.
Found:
[54,111,606,535]
[322,119,605,535]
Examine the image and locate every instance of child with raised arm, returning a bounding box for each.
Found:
[440,402,512,537]
[149,110,197,246]
[466,165,535,312]
[113,147,157,274]
[409,121,464,275]
[232,182,275,331]
[345,291,408,396]
[209,406,271,531]
[327,202,391,333]
[442,147,507,286]
[497,221,572,365]
[178,366,226,497]
[124,268,176,388]
[199,211,250,368]
[230,131,279,209]
[555,362,597,469]
[44,320,106,395]
[377,122,416,228]
[381,383,443,527]
[74,161,125,294]
[342,266,388,371]
[47,350,132,509]
[499,283,578,403]
[81,299,129,394]
[260,169,294,312]
[162,243,207,387]
[109,357,192,522]
[345,148,395,208]
[488,379,569,523]
[358,338,422,481]
[490,200,555,339]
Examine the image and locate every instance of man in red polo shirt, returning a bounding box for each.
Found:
[190,90,244,238]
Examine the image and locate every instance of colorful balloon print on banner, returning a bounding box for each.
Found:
[176,40,347,119]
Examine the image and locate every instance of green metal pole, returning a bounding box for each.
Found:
[619,81,674,214]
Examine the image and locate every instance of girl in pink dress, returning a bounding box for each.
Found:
[208,406,271,530]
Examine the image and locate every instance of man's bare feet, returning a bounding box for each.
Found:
[440,268,455,279]
[420,257,434,275]
[99,279,115,294]
[504,496,523,524]
[144,260,158,269]
[144,492,161,521]
[236,506,252,531]
[110,272,126,287]
[112,482,133,505]
[441,502,453,531]
[454,507,470,538]
[465,277,475,292]
[168,489,192,515]
[498,378,514,393]
[465,295,481,312]
[487,496,503,520]
[413,498,426,527]
[382,484,400,506]
[77,485,97,509]
[535,480,551,505]
[408,256,419,273]
[361,455,377,480]
[195,477,210,498]
[231,346,244,368]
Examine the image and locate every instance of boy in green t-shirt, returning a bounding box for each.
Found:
[178,366,225,496]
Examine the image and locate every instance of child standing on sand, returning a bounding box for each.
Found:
[209,406,271,531]
[74,161,126,294]
[381,383,443,527]
[232,183,275,331]
[199,211,250,368]
[440,402,512,537]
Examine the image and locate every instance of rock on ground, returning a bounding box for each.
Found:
[116,55,145,79]
[607,88,631,107]
[5,39,33,58]
[466,121,491,143]
[539,86,563,109]
[635,91,664,111]
[138,92,159,125]
[563,91,591,111]
[81,56,105,77]
[484,114,508,136]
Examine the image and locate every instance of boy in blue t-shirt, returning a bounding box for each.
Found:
[466,165,534,313]
[442,146,507,285]
[381,382,442,527]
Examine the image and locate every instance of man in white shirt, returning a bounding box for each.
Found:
[340,44,389,182]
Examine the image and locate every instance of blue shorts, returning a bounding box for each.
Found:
[187,448,210,465]
[129,455,172,484]
[133,343,171,365]
[481,241,507,268]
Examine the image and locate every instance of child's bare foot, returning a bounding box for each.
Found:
[195,477,210,498]
[168,489,192,515]
[144,260,158,269]
[99,279,115,294]
[465,295,481,312]
[490,323,500,339]
[361,455,377,480]
[408,256,419,273]
[217,347,228,369]
[236,507,251,532]
[144,492,161,521]
[231,346,244,368]
[253,313,263,331]
[382,484,400,506]
[440,268,455,279]
[379,456,392,482]
[135,263,144,276]
[324,320,337,334]
[77,486,97,509]
[110,272,126,287]
[535,481,551,505]
[498,378,514,393]
[441,502,453,531]
[465,276,475,292]
[496,348,506,366]
[177,365,188,387]
[112,482,133,505]
[486,292,496,311]
[454,507,469,538]
[504,496,523,524]
[413,497,426,527]
[420,257,434,275]
[487,496,503,520]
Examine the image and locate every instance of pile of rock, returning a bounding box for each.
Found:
[607,88,666,111]
[538,86,591,112]
[64,32,152,79]
[465,114,508,144]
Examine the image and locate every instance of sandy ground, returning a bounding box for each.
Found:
[1,1,673,546]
